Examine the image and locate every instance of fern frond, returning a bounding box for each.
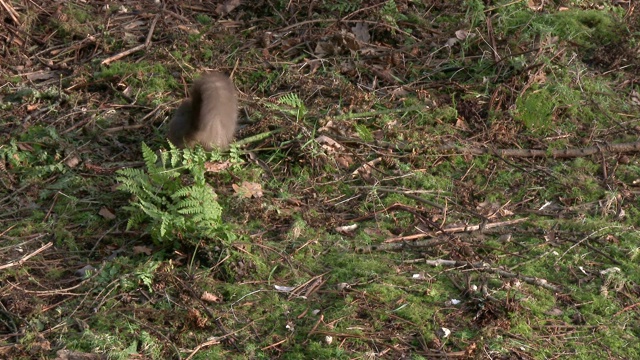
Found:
[118,143,232,246]
[279,93,303,108]
[141,142,158,170]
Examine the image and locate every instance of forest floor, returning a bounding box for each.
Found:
[1,1,640,359]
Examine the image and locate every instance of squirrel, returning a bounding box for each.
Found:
[168,72,238,150]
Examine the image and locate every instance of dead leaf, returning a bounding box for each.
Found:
[529,69,547,85]
[316,135,344,151]
[545,308,563,316]
[26,70,57,81]
[123,20,145,30]
[304,58,322,74]
[445,38,458,47]
[216,0,241,16]
[201,291,222,303]
[353,158,382,183]
[316,135,353,168]
[98,206,116,220]
[315,41,337,58]
[31,334,51,352]
[455,29,470,40]
[390,86,409,99]
[370,65,397,84]
[55,349,106,360]
[233,181,263,198]
[205,160,232,173]
[132,245,153,256]
[318,121,347,137]
[630,90,640,106]
[65,155,80,168]
[455,117,471,131]
[177,25,199,35]
[351,22,370,43]
[335,155,352,169]
[527,0,544,11]
[188,308,207,328]
[336,31,360,51]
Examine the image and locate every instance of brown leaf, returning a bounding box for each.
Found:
[315,41,337,58]
[55,349,106,360]
[98,206,116,220]
[353,158,382,183]
[390,86,409,99]
[316,135,344,152]
[65,155,81,168]
[216,0,241,16]
[455,117,470,131]
[133,245,153,256]
[233,181,263,198]
[205,160,232,173]
[316,135,353,168]
[370,65,397,84]
[351,22,370,43]
[31,334,50,352]
[177,25,199,35]
[201,291,222,303]
[455,29,471,40]
[188,308,207,328]
[26,70,57,81]
[335,155,353,169]
[529,70,547,85]
[304,58,322,74]
[545,308,563,316]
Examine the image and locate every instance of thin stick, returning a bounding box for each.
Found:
[384,218,528,243]
[0,242,53,270]
[101,14,160,65]
[0,0,20,25]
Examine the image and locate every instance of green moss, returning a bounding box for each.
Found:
[514,88,556,134]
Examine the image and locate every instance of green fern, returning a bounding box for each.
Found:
[380,0,408,29]
[116,143,231,246]
[264,93,307,122]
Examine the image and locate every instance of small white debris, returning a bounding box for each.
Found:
[325,336,333,345]
[336,283,350,291]
[274,285,295,292]
[600,267,621,275]
[436,327,451,338]
[445,298,461,306]
[539,201,553,210]
[335,224,358,233]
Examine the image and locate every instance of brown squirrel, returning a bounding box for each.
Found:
[168,72,238,150]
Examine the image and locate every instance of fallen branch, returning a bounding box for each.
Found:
[384,218,527,243]
[418,259,563,292]
[101,14,160,65]
[446,141,640,159]
[0,242,53,270]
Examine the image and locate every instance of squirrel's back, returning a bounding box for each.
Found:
[168,73,238,150]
